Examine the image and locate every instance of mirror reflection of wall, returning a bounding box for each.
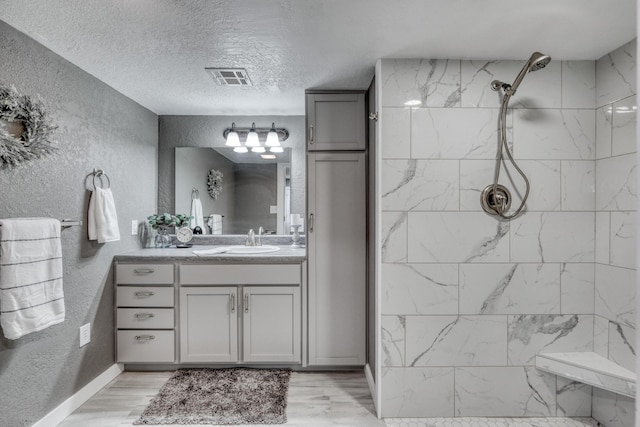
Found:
[175,147,291,235]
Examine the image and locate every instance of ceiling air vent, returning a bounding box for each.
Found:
[205,68,252,86]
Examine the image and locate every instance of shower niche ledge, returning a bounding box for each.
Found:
[536,352,636,398]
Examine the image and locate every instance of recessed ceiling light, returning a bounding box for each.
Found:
[205,68,252,86]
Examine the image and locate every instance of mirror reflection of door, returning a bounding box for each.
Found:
[175,147,291,235]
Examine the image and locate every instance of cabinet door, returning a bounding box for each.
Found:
[242,286,301,363]
[307,152,367,365]
[306,93,366,151]
[180,287,238,363]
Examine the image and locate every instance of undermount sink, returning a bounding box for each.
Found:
[225,245,281,254]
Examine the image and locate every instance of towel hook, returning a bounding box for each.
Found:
[92,168,111,189]
[191,188,199,200]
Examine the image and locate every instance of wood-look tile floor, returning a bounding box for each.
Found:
[58,370,385,427]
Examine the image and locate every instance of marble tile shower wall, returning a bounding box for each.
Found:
[591,40,636,427]
[378,39,636,421]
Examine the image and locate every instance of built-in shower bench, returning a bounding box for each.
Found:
[536,352,635,398]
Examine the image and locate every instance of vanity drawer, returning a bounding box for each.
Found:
[117,308,174,329]
[180,264,300,285]
[117,286,174,307]
[117,330,175,363]
[116,264,174,285]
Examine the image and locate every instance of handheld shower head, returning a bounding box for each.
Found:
[491,51,551,96]
[508,51,551,95]
[528,52,551,71]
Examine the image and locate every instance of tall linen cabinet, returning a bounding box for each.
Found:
[306,90,367,366]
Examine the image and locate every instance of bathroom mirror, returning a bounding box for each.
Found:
[175,147,296,235]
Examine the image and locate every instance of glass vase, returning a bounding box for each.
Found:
[154,229,172,248]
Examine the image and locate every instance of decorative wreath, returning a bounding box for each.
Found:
[0,84,57,168]
[207,169,223,199]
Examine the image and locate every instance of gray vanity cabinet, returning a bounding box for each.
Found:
[180,286,238,363]
[306,92,366,151]
[179,264,302,364]
[307,152,367,366]
[115,263,176,364]
[242,286,301,362]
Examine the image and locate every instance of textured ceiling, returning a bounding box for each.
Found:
[0,0,636,115]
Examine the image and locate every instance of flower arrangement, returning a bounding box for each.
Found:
[147,213,192,231]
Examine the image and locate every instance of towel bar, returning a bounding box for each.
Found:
[0,219,82,229]
[61,219,83,229]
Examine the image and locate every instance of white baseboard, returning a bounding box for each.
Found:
[33,363,123,427]
[364,363,377,413]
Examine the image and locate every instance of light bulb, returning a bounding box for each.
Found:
[251,146,266,153]
[270,146,284,153]
[265,123,280,146]
[225,123,240,147]
[245,122,260,147]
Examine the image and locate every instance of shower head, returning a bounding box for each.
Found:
[491,51,551,96]
[528,52,551,71]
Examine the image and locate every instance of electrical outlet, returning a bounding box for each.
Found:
[270,205,277,214]
[131,220,139,235]
[79,323,91,347]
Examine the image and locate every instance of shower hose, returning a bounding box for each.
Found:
[490,92,530,220]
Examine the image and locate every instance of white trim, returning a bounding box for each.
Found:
[364,363,377,414]
[374,58,383,419]
[32,363,123,427]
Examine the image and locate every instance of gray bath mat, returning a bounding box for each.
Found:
[134,368,292,425]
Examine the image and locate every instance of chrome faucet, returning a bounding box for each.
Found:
[246,229,256,246]
[257,226,264,246]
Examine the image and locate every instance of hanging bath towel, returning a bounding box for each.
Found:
[0,218,65,340]
[88,187,120,243]
[189,197,207,234]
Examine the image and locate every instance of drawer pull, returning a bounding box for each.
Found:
[134,291,155,297]
[133,268,155,274]
[309,125,314,143]
[244,293,249,313]
[230,293,236,313]
[134,334,156,341]
[134,312,155,320]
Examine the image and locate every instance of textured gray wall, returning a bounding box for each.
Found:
[158,115,306,230]
[233,163,277,234]
[0,21,158,426]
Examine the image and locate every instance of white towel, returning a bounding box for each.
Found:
[189,198,206,234]
[207,214,223,235]
[192,246,231,255]
[88,187,120,243]
[0,218,65,340]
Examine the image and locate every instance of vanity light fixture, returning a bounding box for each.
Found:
[265,122,281,147]
[225,122,241,147]
[245,123,260,147]
[222,122,290,153]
